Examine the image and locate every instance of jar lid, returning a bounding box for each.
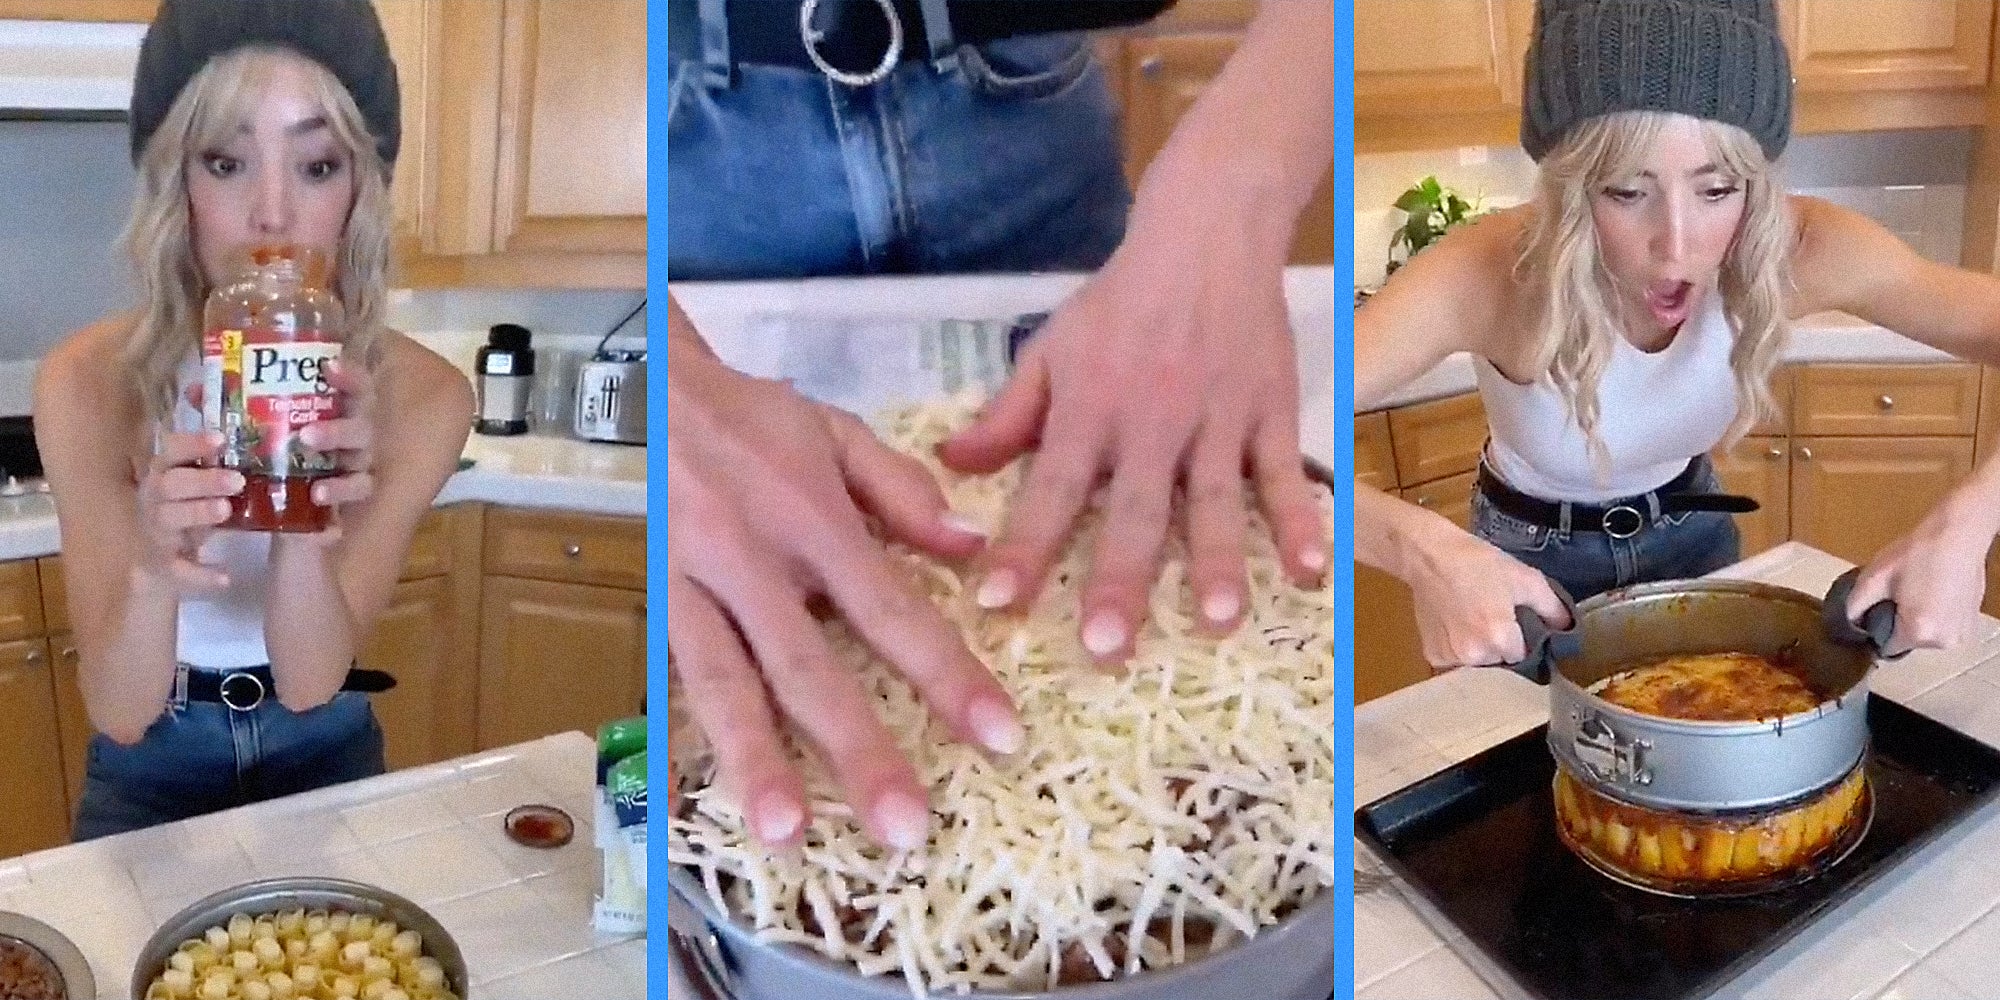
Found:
[488,324,533,352]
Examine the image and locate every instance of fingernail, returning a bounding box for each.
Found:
[967,696,1026,756]
[1202,590,1241,625]
[751,791,804,844]
[976,569,1017,609]
[1299,544,1328,573]
[940,513,988,539]
[1083,611,1127,657]
[873,791,931,851]
[312,484,327,504]
[225,472,244,492]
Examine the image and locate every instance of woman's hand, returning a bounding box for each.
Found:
[667,341,1024,852]
[1401,517,1572,671]
[290,358,378,546]
[1848,485,1999,655]
[136,429,239,593]
[939,229,1326,665]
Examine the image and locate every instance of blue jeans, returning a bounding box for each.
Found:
[1471,459,1743,604]
[73,688,385,841]
[666,31,1132,279]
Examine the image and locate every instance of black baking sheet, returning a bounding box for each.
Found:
[1355,695,2000,1000]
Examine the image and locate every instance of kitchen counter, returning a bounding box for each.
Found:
[1362,312,1961,412]
[1355,542,2000,1000]
[0,430,646,562]
[0,731,644,1000]
[672,267,1337,472]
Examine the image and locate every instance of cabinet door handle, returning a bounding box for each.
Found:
[1798,446,1814,461]
[24,648,42,666]
[1414,495,1433,508]
[1878,394,1895,411]
[1139,54,1164,78]
[59,646,76,662]
[563,541,583,559]
[1766,446,1784,459]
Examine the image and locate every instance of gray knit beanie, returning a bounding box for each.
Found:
[1521,0,1793,163]
[130,0,400,171]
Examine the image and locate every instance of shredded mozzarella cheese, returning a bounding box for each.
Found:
[667,391,1334,995]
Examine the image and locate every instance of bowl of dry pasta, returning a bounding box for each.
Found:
[130,878,468,1000]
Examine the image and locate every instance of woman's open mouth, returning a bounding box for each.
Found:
[1644,279,1695,330]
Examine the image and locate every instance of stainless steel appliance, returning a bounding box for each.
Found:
[574,350,646,444]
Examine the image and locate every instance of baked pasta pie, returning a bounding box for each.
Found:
[1555,651,1868,892]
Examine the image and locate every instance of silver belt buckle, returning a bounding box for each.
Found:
[219,670,267,712]
[799,0,903,87]
[1603,504,1644,539]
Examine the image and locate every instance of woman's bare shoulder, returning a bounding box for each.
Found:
[1366,205,1531,346]
[37,316,140,415]
[375,330,474,454]
[378,330,473,411]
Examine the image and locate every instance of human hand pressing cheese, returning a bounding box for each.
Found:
[666,297,1025,851]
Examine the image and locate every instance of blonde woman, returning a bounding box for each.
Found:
[33,0,472,839]
[1358,0,2000,671]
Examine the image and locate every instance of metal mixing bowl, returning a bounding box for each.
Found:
[0,911,95,1000]
[130,877,469,999]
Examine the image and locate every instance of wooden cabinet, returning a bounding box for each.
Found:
[0,559,44,642]
[1354,0,1529,151]
[1790,436,1976,566]
[1107,11,1334,264]
[483,508,646,590]
[1389,394,1487,486]
[48,633,86,820]
[476,576,644,750]
[1355,0,1996,149]
[376,0,645,289]
[1793,364,1982,437]
[0,638,69,860]
[365,576,475,772]
[1355,412,1397,490]
[1354,395,1488,702]
[1785,0,1994,94]
[1711,436,1792,559]
[0,1,155,19]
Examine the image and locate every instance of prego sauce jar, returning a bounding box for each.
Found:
[201,245,344,533]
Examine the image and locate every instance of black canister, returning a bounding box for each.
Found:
[476,323,535,436]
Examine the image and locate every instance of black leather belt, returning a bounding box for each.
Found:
[1477,458,1758,539]
[668,0,1172,77]
[183,666,396,712]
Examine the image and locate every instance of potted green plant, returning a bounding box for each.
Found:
[1387,175,1488,276]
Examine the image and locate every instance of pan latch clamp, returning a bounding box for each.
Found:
[1572,711,1654,787]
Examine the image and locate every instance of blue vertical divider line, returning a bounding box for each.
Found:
[1333,0,1357,998]
[648,0,669,994]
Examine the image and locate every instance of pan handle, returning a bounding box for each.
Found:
[1824,566,1907,661]
[1503,577,1580,684]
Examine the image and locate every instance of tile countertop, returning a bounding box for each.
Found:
[0,731,644,1000]
[1354,542,2000,1000]
[671,267,1337,473]
[1362,312,1961,412]
[0,430,647,563]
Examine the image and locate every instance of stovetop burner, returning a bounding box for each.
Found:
[1357,696,2000,1000]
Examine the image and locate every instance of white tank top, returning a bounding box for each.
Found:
[169,354,273,669]
[1477,292,1739,503]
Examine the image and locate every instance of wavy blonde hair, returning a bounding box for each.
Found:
[1518,111,1792,479]
[120,45,391,426]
